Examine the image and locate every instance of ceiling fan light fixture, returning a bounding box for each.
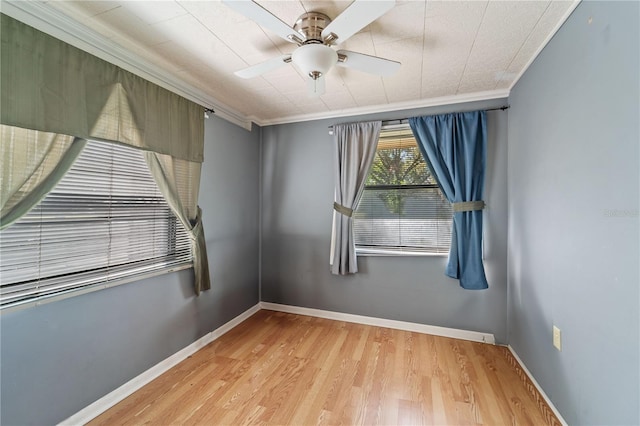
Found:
[225,0,400,96]
[292,44,338,80]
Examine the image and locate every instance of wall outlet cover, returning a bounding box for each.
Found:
[553,325,562,351]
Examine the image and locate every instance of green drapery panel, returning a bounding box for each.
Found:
[144,152,211,294]
[0,13,204,163]
[0,125,86,230]
[1,14,211,295]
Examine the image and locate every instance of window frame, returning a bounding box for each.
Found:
[0,140,193,313]
[354,126,452,257]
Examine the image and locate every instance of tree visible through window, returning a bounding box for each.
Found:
[353,126,452,254]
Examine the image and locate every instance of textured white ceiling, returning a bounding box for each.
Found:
[44,0,577,125]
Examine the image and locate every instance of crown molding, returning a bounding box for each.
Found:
[508,0,581,92]
[3,0,575,130]
[1,0,253,131]
[254,89,511,126]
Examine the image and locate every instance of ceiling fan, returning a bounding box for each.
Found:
[223,0,401,96]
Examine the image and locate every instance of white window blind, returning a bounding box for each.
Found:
[0,140,192,309]
[353,127,453,254]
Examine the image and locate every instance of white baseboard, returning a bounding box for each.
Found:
[260,302,496,345]
[58,303,261,426]
[507,345,568,426]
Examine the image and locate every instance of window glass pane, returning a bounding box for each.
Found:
[367,129,437,186]
[354,127,452,254]
[354,187,452,253]
[0,140,192,309]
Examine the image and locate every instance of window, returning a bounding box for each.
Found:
[0,140,192,309]
[353,126,452,255]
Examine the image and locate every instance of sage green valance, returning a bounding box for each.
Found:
[0,14,204,163]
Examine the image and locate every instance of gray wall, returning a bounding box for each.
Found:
[0,115,261,425]
[6,3,638,424]
[261,99,509,343]
[507,2,639,424]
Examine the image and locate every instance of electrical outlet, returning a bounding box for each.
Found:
[553,325,562,351]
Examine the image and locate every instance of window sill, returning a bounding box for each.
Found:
[0,262,193,314]
[356,248,449,257]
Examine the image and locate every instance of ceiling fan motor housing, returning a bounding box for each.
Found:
[294,12,333,44]
[291,12,339,79]
[226,0,400,92]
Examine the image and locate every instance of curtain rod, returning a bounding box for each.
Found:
[485,105,510,112]
[328,105,510,135]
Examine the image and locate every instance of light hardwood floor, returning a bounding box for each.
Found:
[89,310,560,425]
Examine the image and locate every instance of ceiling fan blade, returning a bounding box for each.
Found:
[336,50,400,77]
[222,0,302,44]
[235,55,292,79]
[321,0,395,45]
[307,76,326,97]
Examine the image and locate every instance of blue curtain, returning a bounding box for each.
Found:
[409,111,488,289]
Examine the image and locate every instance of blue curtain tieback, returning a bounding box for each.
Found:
[333,202,353,217]
[452,200,485,212]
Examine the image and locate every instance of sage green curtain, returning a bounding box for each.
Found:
[1,13,203,163]
[144,153,211,294]
[0,125,86,230]
[1,14,211,295]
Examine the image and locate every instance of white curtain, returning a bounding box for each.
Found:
[329,121,381,275]
[144,152,210,294]
[0,125,85,230]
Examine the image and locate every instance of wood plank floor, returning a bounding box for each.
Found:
[89,310,560,425]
